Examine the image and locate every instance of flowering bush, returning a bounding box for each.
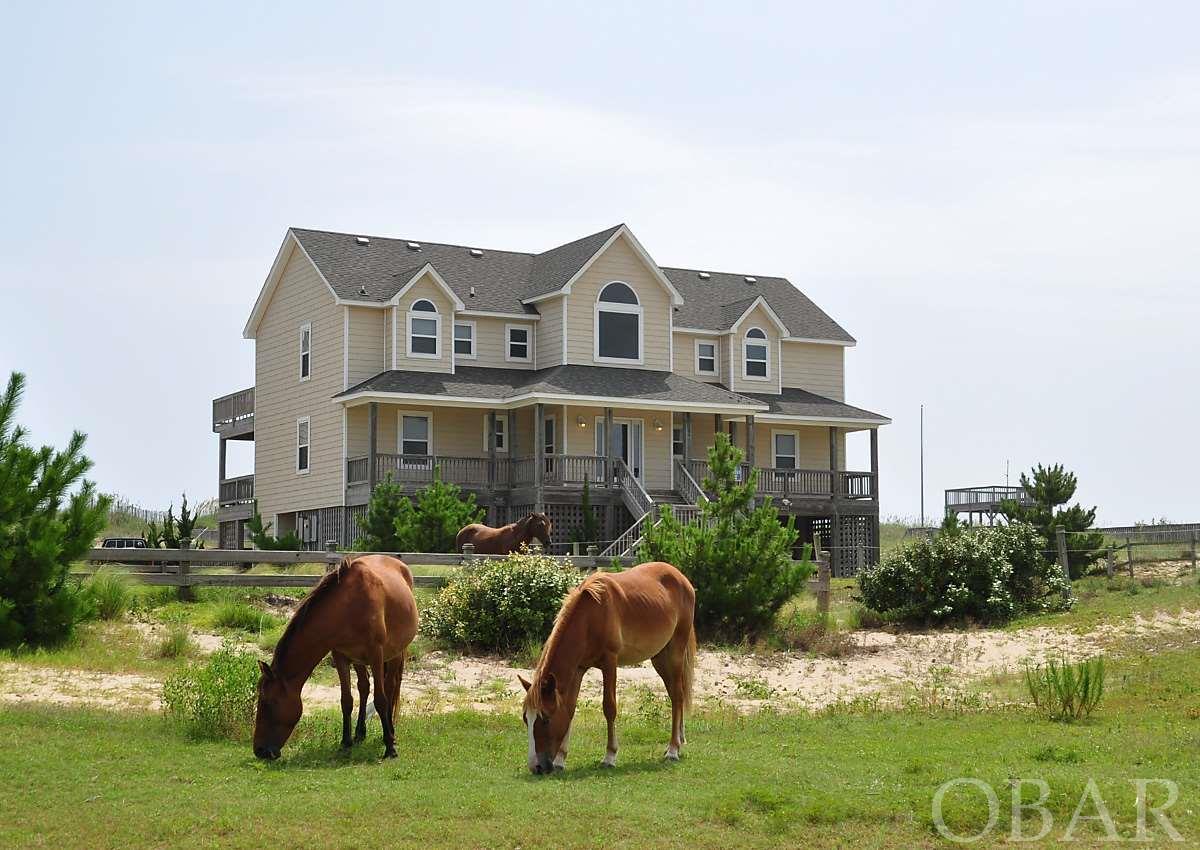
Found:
[422,549,581,652]
[858,521,1071,625]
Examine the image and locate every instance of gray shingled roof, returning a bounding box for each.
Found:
[742,388,890,423]
[337,365,762,408]
[289,225,854,342]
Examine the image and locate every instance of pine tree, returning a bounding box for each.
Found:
[0,372,110,647]
[570,475,601,546]
[355,475,406,551]
[175,493,197,542]
[640,433,809,639]
[161,504,180,549]
[1001,463,1104,578]
[394,468,485,552]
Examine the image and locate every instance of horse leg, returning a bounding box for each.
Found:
[332,652,354,750]
[353,663,370,742]
[369,653,396,759]
[386,654,404,730]
[600,656,619,767]
[651,646,685,760]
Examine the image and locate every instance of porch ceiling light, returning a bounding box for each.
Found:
[576,416,587,428]
[653,418,663,431]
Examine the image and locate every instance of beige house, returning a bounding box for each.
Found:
[213,224,889,572]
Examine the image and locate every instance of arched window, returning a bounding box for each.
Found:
[594,281,642,363]
[744,327,768,379]
[407,299,440,358]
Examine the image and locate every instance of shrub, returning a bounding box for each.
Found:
[771,608,855,657]
[355,474,406,551]
[0,372,110,648]
[162,642,260,739]
[245,503,303,551]
[422,550,580,652]
[212,601,279,633]
[640,434,810,640]
[155,625,195,659]
[858,521,1071,625]
[1025,656,1105,722]
[1000,463,1105,578]
[83,569,131,621]
[393,472,485,553]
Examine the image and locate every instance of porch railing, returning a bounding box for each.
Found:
[345,454,608,490]
[218,474,254,507]
[212,387,255,432]
[945,486,1031,509]
[673,458,706,506]
[544,454,608,487]
[614,458,654,519]
[686,459,876,500]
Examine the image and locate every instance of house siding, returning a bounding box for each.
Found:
[562,234,672,372]
[391,273,454,373]
[463,316,535,370]
[347,305,385,387]
[562,404,673,491]
[254,246,344,523]
[671,331,722,384]
[729,304,782,396]
[535,296,564,369]
[781,342,845,400]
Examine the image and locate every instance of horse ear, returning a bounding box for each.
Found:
[518,675,532,692]
[540,672,556,698]
[258,660,273,680]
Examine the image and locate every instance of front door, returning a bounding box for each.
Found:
[596,418,643,482]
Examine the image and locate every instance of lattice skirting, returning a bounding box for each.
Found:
[802,514,878,577]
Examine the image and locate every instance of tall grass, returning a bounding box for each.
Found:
[1025,656,1106,722]
[84,569,132,621]
[211,601,281,633]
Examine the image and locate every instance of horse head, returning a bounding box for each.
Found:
[253,660,303,760]
[523,512,553,548]
[518,672,575,774]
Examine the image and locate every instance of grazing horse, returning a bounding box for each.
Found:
[455,512,553,555]
[253,554,419,760]
[519,561,696,773]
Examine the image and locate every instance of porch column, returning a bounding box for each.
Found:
[534,403,545,513]
[509,408,520,487]
[487,410,498,524]
[714,413,723,441]
[368,402,379,493]
[682,412,693,461]
[604,407,614,484]
[746,416,756,467]
[870,427,879,501]
[828,426,839,498]
[218,438,227,484]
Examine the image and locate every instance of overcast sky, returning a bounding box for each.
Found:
[2,2,1196,525]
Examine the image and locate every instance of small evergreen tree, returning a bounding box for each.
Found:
[175,493,198,542]
[569,475,601,546]
[144,519,163,549]
[161,504,180,549]
[355,474,406,551]
[640,433,809,639]
[0,372,110,647]
[1001,463,1104,578]
[393,468,485,553]
[246,502,303,551]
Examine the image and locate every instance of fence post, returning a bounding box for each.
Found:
[816,548,831,618]
[325,540,338,574]
[1191,530,1197,575]
[1106,544,1115,580]
[178,538,193,602]
[461,543,475,569]
[1055,527,1071,597]
[1126,536,1134,578]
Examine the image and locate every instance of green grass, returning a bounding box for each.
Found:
[1007,574,1199,632]
[0,622,187,675]
[2,648,1199,848]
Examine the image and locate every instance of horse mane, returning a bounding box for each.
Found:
[533,573,608,679]
[271,556,353,672]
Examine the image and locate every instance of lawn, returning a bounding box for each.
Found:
[2,645,1198,849]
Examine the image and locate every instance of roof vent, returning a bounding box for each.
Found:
[744,276,757,284]
[358,285,368,296]
[406,241,421,251]
[698,272,710,280]
[469,286,476,298]
[469,248,483,257]
[354,236,370,246]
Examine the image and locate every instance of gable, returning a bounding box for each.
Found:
[244,232,339,339]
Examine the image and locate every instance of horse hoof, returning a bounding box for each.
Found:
[340,740,352,751]
[664,750,681,762]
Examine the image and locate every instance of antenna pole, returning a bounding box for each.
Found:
[919,404,925,528]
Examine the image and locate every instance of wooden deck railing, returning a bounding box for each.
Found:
[945,486,1032,509]
[212,387,254,432]
[346,454,611,490]
[544,454,608,487]
[687,459,876,501]
[218,474,254,507]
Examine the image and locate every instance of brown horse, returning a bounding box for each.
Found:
[253,554,419,760]
[518,561,695,773]
[455,512,553,555]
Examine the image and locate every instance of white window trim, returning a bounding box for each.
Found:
[694,338,718,377]
[593,281,644,366]
[482,413,510,453]
[454,320,477,360]
[296,417,311,475]
[299,322,312,382]
[543,413,557,455]
[406,301,441,360]
[771,428,799,469]
[505,323,533,363]
[743,327,770,381]
[397,410,434,456]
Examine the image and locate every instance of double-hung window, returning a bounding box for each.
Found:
[506,325,531,362]
[773,431,798,470]
[407,300,440,358]
[299,323,312,380]
[483,414,508,452]
[695,339,716,376]
[400,414,431,456]
[744,327,769,379]
[594,281,642,363]
[672,426,684,458]
[296,417,310,474]
[454,322,475,358]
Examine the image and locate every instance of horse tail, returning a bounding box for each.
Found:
[681,621,697,710]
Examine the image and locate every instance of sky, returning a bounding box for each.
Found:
[1,2,1197,525]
